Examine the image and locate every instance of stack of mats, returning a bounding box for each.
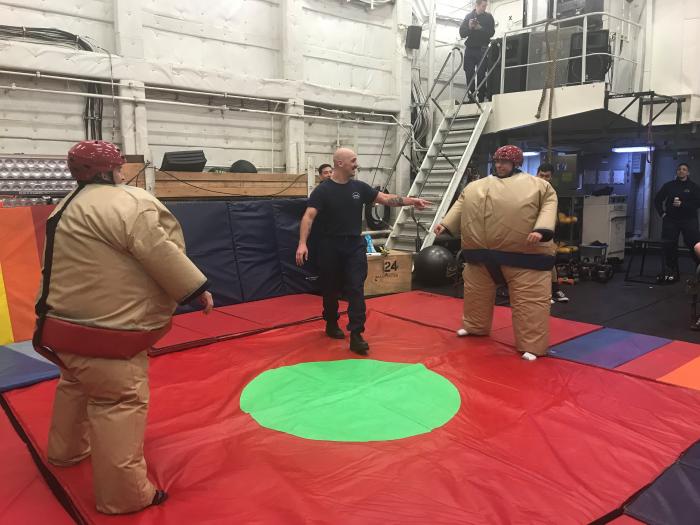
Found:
[0,206,54,346]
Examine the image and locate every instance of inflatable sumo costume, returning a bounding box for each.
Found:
[438,145,558,357]
[33,140,208,514]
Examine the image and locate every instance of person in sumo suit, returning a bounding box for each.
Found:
[434,145,558,360]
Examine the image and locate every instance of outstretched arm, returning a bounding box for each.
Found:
[435,189,465,236]
[374,192,432,209]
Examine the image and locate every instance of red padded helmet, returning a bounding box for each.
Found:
[67,141,124,182]
[492,145,524,168]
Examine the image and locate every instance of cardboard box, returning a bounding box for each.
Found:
[364,251,413,296]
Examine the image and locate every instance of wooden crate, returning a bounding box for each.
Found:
[121,163,307,198]
[364,251,413,296]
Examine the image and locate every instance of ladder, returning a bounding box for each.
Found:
[385,103,492,252]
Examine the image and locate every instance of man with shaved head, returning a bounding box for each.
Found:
[297,148,431,355]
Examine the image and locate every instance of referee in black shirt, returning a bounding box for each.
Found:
[654,162,700,281]
[296,148,431,355]
[459,0,495,102]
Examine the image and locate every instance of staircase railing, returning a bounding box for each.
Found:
[384,42,500,189]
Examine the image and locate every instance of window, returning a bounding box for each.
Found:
[523,0,555,26]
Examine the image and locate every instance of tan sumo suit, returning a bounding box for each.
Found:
[440,172,558,356]
[40,181,207,514]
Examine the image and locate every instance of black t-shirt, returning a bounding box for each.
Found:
[308,179,379,237]
[459,10,495,48]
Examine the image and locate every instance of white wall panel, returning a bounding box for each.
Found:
[0,74,119,156]
[305,119,396,190]
[0,0,115,52]
[141,0,280,78]
[146,94,284,170]
[302,0,396,93]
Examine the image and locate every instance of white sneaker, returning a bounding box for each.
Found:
[456,328,469,337]
[521,352,538,361]
[552,290,569,303]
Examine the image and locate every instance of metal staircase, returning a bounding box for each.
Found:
[385,103,492,252]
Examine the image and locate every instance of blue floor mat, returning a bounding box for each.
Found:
[0,344,58,392]
[625,441,700,525]
[549,328,671,369]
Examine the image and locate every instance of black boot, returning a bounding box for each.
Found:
[349,332,369,355]
[325,320,345,339]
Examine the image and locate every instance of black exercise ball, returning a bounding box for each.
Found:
[229,160,258,173]
[414,245,455,286]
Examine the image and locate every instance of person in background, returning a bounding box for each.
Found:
[654,163,700,282]
[435,145,558,361]
[691,240,700,331]
[536,163,569,304]
[297,148,431,355]
[33,140,213,515]
[318,163,333,182]
[459,0,495,102]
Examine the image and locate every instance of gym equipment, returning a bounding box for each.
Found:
[593,263,614,283]
[229,160,258,173]
[161,150,207,172]
[413,245,455,286]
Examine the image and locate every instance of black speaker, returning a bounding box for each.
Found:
[405,25,422,50]
[568,29,611,84]
[556,0,604,29]
[502,33,529,93]
[485,40,502,96]
[160,150,207,172]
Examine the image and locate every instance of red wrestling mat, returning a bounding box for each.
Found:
[151,294,344,355]
[217,293,343,325]
[0,403,73,525]
[616,341,700,381]
[368,291,601,347]
[4,311,700,524]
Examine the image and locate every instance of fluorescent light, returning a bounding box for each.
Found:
[611,146,655,153]
[522,151,540,157]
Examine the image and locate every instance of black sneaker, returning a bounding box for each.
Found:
[349,332,369,355]
[151,490,168,507]
[325,321,345,339]
[552,290,569,303]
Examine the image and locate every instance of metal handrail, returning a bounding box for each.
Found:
[503,11,642,37]
[383,46,463,186]
[414,42,500,200]
[499,11,643,95]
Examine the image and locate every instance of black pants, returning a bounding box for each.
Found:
[661,216,700,270]
[464,46,488,102]
[318,236,368,333]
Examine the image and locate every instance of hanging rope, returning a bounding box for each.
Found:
[534,21,560,163]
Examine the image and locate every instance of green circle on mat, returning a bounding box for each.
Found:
[240,360,461,442]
